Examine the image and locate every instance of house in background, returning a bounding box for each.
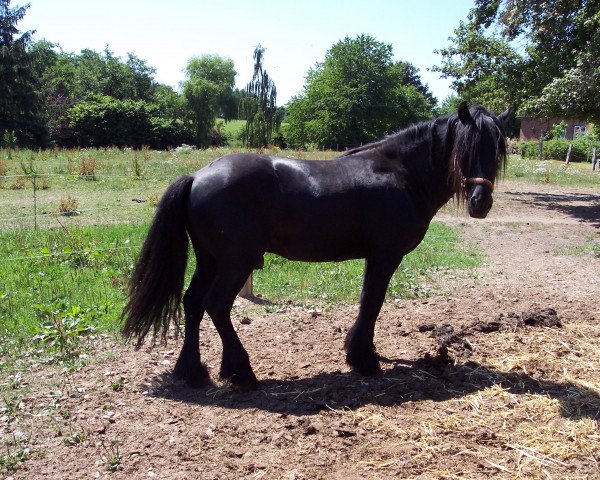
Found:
[519,116,588,141]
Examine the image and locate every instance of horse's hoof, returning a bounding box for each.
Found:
[346,351,381,376]
[173,362,211,388]
[224,369,259,391]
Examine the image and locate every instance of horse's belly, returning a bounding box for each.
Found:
[268,226,367,262]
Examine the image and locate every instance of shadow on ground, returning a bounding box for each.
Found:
[151,358,599,421]
[507,191,600,228]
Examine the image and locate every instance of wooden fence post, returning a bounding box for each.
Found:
[32,174,38,230]
[538,136,544,161]
[238,274,253,297]
[592,147,597,171]
[565,143,572,164]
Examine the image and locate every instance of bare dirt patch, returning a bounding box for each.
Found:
[2,180,600,479]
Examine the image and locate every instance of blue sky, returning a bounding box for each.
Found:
[20,0,475,104]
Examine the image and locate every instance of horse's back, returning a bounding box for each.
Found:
[184,152,424,262]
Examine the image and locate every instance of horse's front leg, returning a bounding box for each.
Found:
[345,255,402,375]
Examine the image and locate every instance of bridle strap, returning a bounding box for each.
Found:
[464,177,494,192]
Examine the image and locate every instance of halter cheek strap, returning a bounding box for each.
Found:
[464,177,494,192]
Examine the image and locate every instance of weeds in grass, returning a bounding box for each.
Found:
[38,176,50,190]
[20,156,37,175]
[142,145,151,161]
[67,157,77,175]
[64,426,86,446]
[146,192,159,206]
[9,176,26,190]
[109,376,125,392]
[0,438,28,473]
[558,241,600,258]
[58,195,79,215]
[131,153,146,178]
[100,439,121,472]
[32,302,97,361]
[507,155,600,186]
[79,157,97,180]
[0,224,142,353]
[0,159,7,176]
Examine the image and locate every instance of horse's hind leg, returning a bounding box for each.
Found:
[204,260,259,390]
[173,260,215,387]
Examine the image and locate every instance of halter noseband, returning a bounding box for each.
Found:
[464,177,494,192]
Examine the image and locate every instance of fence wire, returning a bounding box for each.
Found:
[0,244,141,263]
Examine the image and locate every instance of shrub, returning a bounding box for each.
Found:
[37,176,50,190]
[79,157,97,179]
[516,135,600,162]
[59,195,79,215]
[67,94,192,149]
[9,176,27,190]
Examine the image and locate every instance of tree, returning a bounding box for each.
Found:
[126,52,158,102]
[438,94,463,116]
[433,20,526,114]
[182,54,236,146]
[0,0,47,146]
[285,34,435,149]
[390,61,437,111]
[240,45,279,148]
[436,0,600,121]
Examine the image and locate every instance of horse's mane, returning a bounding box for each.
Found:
[338,106,507,202]
[338,118,439,158]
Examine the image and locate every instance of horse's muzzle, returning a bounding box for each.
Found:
[467,185,493,218]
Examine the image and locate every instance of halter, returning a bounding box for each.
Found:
[464,177,494,192]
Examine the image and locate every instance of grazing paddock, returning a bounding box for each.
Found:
[0,147,599,478]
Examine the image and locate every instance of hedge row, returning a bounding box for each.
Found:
[515,137,600,162]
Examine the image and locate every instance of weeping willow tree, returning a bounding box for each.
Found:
[240,45,279,147]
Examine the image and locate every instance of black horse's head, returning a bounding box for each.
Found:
[452,103,510,218]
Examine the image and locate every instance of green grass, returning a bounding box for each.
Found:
[0,147,339,229]
[0,224,145,339]
[0,219,479,361]
[254,222,480,303]
[557,239,600,258]
[217,119,246,145]
[0,146,485,364]
[506,155,600,186]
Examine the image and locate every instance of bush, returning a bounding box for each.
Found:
[67,94,192,149]
[516,135,600,162]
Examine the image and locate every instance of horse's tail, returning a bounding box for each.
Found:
[122,175,195,347]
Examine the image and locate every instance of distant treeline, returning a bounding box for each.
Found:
[1,2,438,150]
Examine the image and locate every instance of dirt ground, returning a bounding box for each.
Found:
[2,179,600,479]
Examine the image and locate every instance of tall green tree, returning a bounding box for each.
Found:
[285,34,435,149]
[436,0,600,121]
[433,20,526,114]
[240,45,279,147]
[0,0,46,146]
[182,54,236,146]
[126,52,158,102]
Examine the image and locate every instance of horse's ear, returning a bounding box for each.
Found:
[497,107,512,127]
[457,102,473,125]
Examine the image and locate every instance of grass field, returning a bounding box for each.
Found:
[0,219,479,360]
[1,145,598,361]
[505,155,600,186]
[0,146,486,362]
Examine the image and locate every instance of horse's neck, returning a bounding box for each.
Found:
[396,125,456,217]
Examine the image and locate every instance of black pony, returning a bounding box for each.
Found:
[123,103,509,389]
